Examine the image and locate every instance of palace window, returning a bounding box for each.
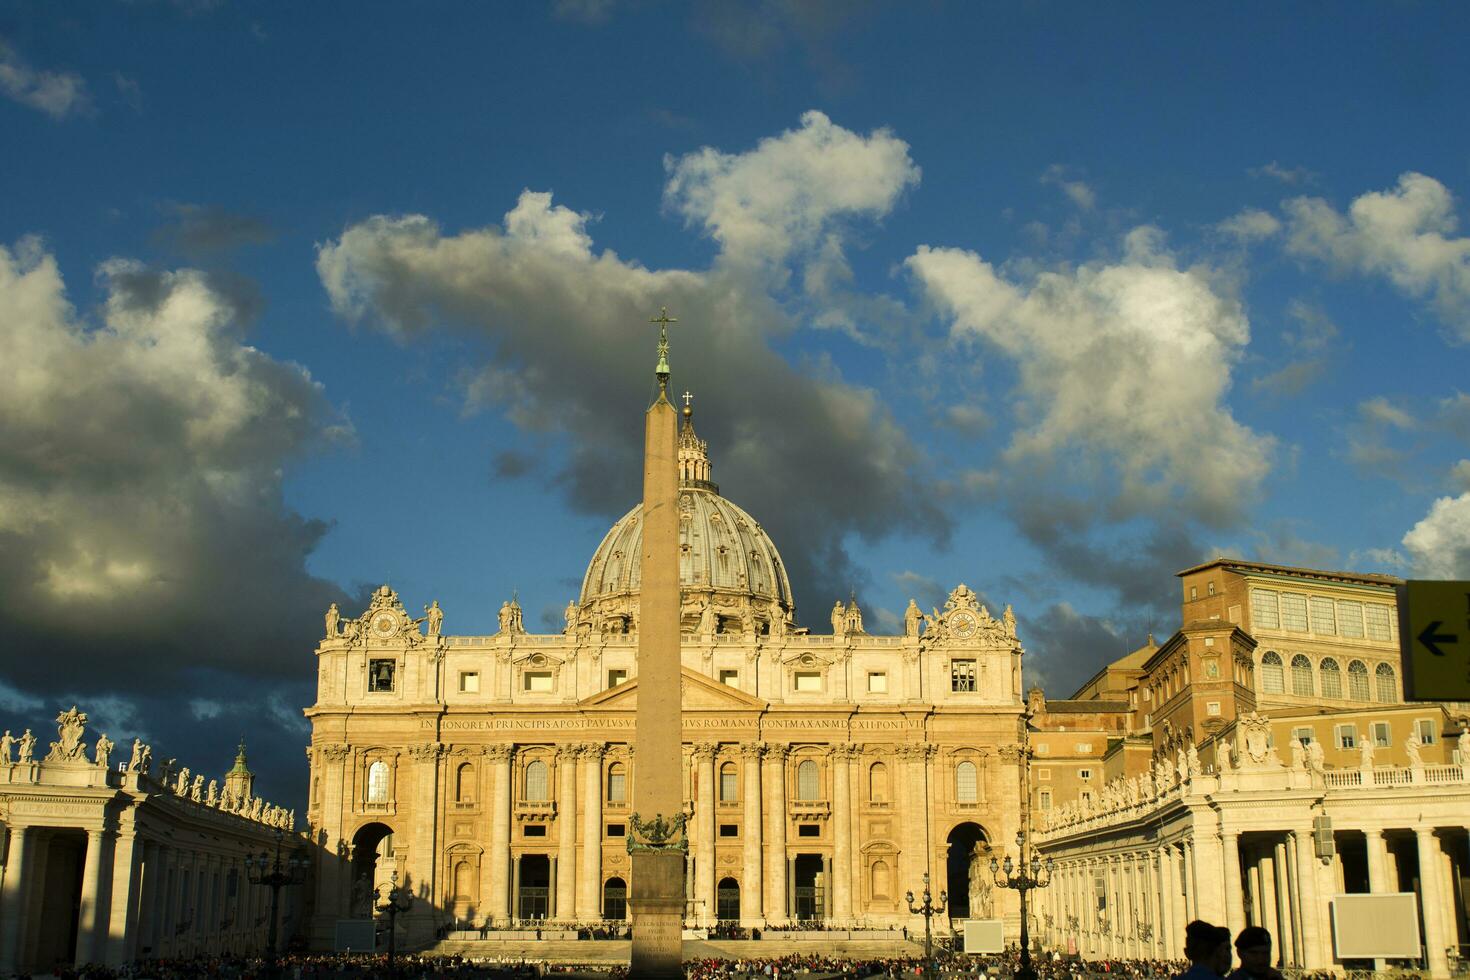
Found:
[1365,603,1393,642]
[1347,660,1370,701]
[1250,589,1280,629]
[1039,789,1053,811]
[1259,652,1284,694]
[1335,725,1357,750]
[950,659,977,692]
[459,671,479,694]
[1309,596,1336,635]
[796,759,819,800]
[524,671,553,693]
[1320,658,1342,699]
[1037,768,1051,781]
[1415,718,1436,744]
[368,659,396,693]
[1371,722,1391,748]
[1291,727,1313,745]
[1280,593,1308,633]
[718,669,739,686]
[794,671,822,693]
[1338,600,1364,638]
[955,760,978,803]
[1374,663,1396,702]
[367,760,389,804]
[719,762,738,802]
[1079,768,1092,780]
[868,762,889,802]
[525,760,549,801]
[607,669,628,688]
[1207,701,1221,717]
[1290,654,1314,696]
[867,672,888,693]
[607,763,626,803]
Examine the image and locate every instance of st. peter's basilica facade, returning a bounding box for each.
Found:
[303,405,1028,945]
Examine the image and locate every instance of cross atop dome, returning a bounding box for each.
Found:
[677,390,717,492]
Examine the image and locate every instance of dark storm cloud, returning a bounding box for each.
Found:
[152,202,276,258]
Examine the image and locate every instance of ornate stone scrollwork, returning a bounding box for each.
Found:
[832,742,863,760]
[626,811,689,854]
[318,743,351,763]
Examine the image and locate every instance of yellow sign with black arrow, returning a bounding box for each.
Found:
[1397,580,1470,700]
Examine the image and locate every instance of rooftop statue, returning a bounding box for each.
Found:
[44,706,89,763]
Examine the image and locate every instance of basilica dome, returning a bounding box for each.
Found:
[577,404,795,634]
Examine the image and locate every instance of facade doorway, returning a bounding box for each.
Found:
[716,877,740,922]
[350,823,394,917]
[947,822,990,920]
[793,854,825,921]
[603,877,627,920]
[517,854,550,920]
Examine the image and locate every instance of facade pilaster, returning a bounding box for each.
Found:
[486,743,514,924]
[577,743,603,921]
[407,742,442,921]
[556,744,578,920]
[739,743,765,926]
[312,743,350,931]
[1415,827,1450,978]
[832,743,856,923]
[766,744,789,922]
[693,742,716,925]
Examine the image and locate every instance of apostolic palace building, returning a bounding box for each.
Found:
[302,402,1028,948]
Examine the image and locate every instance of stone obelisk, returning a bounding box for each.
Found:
[628,308,685,978]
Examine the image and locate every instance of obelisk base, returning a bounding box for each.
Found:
[629,851,685,979]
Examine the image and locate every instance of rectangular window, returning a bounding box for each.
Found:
[458,671,479,694]
[718,824,739,838]
[718,669,739,686]
[607,770,626,803]
[1079,768,1092,780]
[1279,593,1308,632]
[606,823,625,838]
[368,659,396,692]
[950,660,977,692]
[1415,719,1436,744]
[524,671,553,693]
[1039,789,1053,810]
[524,825,547,837]
[1190,586,1197,600]
[1033,743,1049,755]
[1337,600,1364,638]
[867,671,888,693]
[1080,790,1093,805]
[1364,604,1392,642]
[1207,701,1221,717]
[793,671,822,693]
[1371,722,1391,748]
[1250,589,1280,630]
[1075,742,1092,753]
[1292,727,1313,745]
[1037,768,1051,781]
[1335,725,1357,749]
[607,669,628,688]
[797,824,820,838]
[1308,596,1337,635]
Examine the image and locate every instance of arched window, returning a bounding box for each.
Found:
[719,762,738,802]
[1260,652,1284,694]
[453,860,473,902]
[602,877,627,920]
[1320,658,1342,699]
[868,762,889,803]
[1290,655,1313,697]
[796,759,819,800]
[1348,660,1370,701]
[871,860,892,900]
[525,760,549,801]
[1374,663,1397,703]
[367,760,389,803]
[606,762,626,803]
[455,762,475,803]
[955,760,978,803]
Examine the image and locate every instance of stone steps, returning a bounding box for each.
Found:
[424,937,927,963]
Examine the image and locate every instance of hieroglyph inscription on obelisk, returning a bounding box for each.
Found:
[627,307,687,978]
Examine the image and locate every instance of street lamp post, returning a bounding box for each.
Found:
[244,828,309,977]
[906,871,948,980]
[991,830,1053,980]
[375,870,414,977]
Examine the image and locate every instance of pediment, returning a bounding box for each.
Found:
[778,649,835,669]
[579,667,767,711]
[510,650,566,668]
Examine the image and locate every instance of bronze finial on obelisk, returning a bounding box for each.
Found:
[627,306,686,978]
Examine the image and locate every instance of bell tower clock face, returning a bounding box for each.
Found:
[949,610,978,639]
[372,613,397,638]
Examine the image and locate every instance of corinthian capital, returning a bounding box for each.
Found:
[408,742,443,762]
[482,743,515,762]
[689,742,717,762]
[739,742,766,760]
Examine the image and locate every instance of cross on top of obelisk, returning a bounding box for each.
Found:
[650,306,676,383]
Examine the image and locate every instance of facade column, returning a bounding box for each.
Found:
[1272,840,1296,966]
[577,743,603,921]
[1291,829,1325,969]
[1416,827,1451,978]
[77,828,108,964]
[0,824,31,973]
[486,744,514,925]
[832,743,855,923]
[1221,831,1245,937]
[693,743,716,926]
[556,744,578,921]
[740,743,765,927]
[766,745,789,922]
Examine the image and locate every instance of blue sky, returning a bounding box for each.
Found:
[2,0,1469,805]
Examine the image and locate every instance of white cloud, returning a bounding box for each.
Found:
[1041,165,1096,211]
[0,37,90,119]
[1218,207,1281,242]
[906,229,1273,526]
[1403,493,1470,578]
[663,110,919,271]
[1452,460,1470,493]
[1359,396,1415,430]
[1283,172,1470,337]
[1249,161,1315,185]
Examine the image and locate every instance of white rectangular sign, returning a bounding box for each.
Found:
[963,919,1005,955]
[1330,894,1422,959]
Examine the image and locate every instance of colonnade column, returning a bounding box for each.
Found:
[486,744,514,925]
[740,743,765,927]
[766,745,788,923]
[1146,850,1163,958]
[556,744,578,920]
[0,825,31,972]
[832,743,855,923]
[1291,828,1324,969]
[577,743,603,922]
[136,841,161,958]
[76,828,108,964]
[1271,840,1296,965]
[1416,828,1450,978]
[106,831,142,965]
[693,743,716,925]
